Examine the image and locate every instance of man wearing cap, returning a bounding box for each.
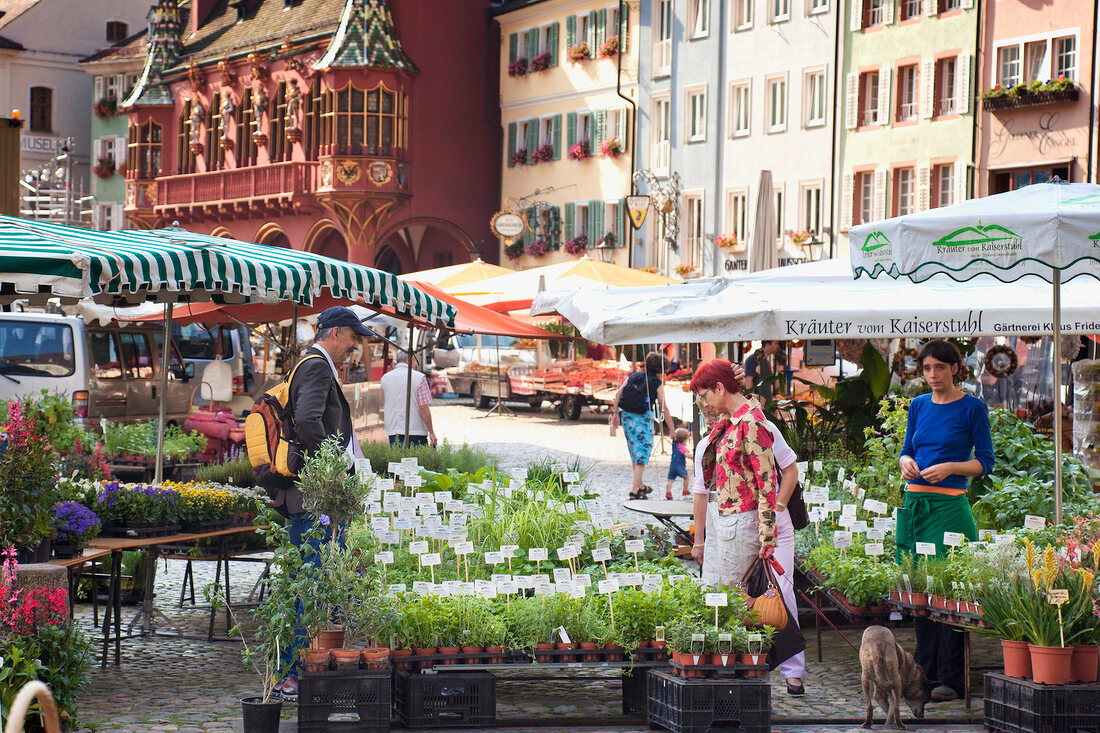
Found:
[275,305,368,701]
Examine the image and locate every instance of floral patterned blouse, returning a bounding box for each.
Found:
[701,402,778,551]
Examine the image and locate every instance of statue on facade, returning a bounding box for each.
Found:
[284,82,301,132]
[189,100,205,145]
[219,90,235,141]
[252,86,268,135]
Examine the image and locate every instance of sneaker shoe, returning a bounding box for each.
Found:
[930,685,958,703]
[275,676,298,702]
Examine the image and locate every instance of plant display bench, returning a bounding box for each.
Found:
[299,668,390,733]
[984,672,1100,733]
[646,668,771,733]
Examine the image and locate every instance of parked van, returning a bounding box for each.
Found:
[0,313,255,425]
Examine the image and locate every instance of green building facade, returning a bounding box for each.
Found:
[837,0,978,254]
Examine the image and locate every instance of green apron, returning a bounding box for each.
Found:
[894,491,978,563]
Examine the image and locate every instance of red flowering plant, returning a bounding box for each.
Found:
[0,400,58,553]
[715,234,740,249]
[0,549,69,635]
[508,58,529,77]
[598,35,620,59]
[596,231,617,248]
[527,236,551,258]
[93,156,116,179]
[509,148,528,167]
[568,139,591,161]
[599,137,624,158]
[531,143,554,164]
[564,234,588,256]
[637,265,659,274]
[530,51,552,72]
[567,41,592,63]
[93,96,117,119]
[504,240,525,260]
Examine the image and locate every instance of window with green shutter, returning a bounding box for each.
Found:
[566,111,577,150]
[524,205,537,248]
[587,11,597,47]
[549,22,559,66]
[549,206,562,249]
[618,197,628,246]
[507,122,517,166]
[526,29,539,60]
[564,202,575,241]
[594,109,607,144]
[509,33,518,64]
[552,114,562,159]
[620,7,630,53]
[566,15,576,50]
[590,200,604,243]
[525,119,538,154]
[597,9,606,48]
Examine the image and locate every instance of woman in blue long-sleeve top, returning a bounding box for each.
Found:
[897,339,994,704]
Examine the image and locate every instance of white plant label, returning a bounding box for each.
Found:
[497,581,518,595]
[389,583,407,593]
[597,579,619,594]
[864,499,888,514]
[902,573,912,592]
[838,516,855,529]
[393,517,414,531]
[867,528,886,541]
[705,593,729,607]
[365,502,382,515]
[400,457,419,469]
[813,460,823,473]
[1024,515,1046,531]
[376,551,394,564]
[837,468,845,481]
[387,461,402,474]
[833,531,853,549]
[412,581,431,594]
[864,543,885,557]
[842,504,857,516]
[404,475,424,488]
[455,541,475,556]
[574,573,592,587]
[421,553,442,567]
[592,547,613,563]
[563,471,580,483]
[851,520,869,533]
[376,478,395,492]
[994,533,1016,545]
[624,539,645,553]
[379,531,400,545]
[796,461,808,477]
[501,545,519,557]
[408,541,429,555]
[622,573,643,586]
[642,581,660,593]
[826,500,842,513]
[943,532,962,547]
[553,568,572,584]
[915,542,937,556]
[528,547,548,562]
[1049,589,1069,605]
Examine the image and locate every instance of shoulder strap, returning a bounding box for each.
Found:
[286,353,325,385]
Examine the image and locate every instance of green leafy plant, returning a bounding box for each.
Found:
[0,399,59,550]
[0,623,92,729]
[194,456,255,486]
[299,434,370,529]
[358,439,493,477]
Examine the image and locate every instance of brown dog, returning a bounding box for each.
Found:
[859,626,928,730]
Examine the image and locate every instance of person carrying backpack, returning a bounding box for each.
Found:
[611,351,677,500]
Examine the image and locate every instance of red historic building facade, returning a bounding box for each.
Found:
[117,0,501,272]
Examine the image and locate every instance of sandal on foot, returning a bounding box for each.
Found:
[666,490,674,500]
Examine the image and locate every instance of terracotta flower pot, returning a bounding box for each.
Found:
[331,648,361,670]
[651,640,667,650]
[360,647,390,670]
[390,648,414,671]
[461,645,483,665]
[535,642,555,663]
[603,643,625,662]
[711,653,734,668]
[740,653,767,678]
[580,641,600,662]
[1071,645,1100,683]
[556,641,576,662]
[889,590,902,603]
[486,645,505,664]
[315,627,345,650]
[1001,639,1031,679]
[438,645,460,665]
[1028,644,1073,685]
[678,651,706,678]
[301,648,331,673]
[414,646,437,672]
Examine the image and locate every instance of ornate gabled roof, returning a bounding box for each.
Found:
[314,0,417,73]
[121,0,182,107]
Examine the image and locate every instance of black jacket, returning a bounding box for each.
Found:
[273,346,352,515]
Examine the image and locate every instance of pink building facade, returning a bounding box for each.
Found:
[976,2,1097,195]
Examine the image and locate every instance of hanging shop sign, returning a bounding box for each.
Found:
[490,210,527,245]
[804,339,836,367]
[626,195,650,228]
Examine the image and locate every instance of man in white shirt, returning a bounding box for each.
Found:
[380,352,437,446]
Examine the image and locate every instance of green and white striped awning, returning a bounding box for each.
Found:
[0,216,455,327]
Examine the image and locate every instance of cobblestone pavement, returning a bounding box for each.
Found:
[72,400,998,732]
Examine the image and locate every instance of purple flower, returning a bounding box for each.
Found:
[319,514,331,526]
[51,501,101,542]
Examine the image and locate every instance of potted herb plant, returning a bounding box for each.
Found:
[50,501,101,558]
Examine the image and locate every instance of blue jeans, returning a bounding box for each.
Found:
[389,434,428,446]
[279,512,341,676]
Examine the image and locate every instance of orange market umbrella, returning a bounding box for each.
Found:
[447,255,680,312]
[397,259,514,289]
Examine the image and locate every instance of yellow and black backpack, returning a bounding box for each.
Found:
[245,353,324,490]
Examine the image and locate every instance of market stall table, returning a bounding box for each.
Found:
[87,524,262,666]
[623,499,694,547]
[48,548,115,624]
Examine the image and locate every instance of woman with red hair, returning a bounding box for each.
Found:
[690,359,778,583]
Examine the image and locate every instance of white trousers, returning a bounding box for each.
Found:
[702,504,806,680]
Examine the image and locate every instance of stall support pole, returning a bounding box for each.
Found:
[153,302,174,486]
[1053,269,1063,524]
[403,322,414,449]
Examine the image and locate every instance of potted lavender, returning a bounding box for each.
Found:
[50,501,101,558]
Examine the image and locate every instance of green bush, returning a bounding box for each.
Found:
[194,455,255,486]
[358,439,493,475]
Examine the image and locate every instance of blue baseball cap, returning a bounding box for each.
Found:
[317,306,372,337]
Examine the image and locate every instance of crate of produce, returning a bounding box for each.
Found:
[647,667,770,733]
[395,671,494,728]
[984,672,1100,733]
[298,669,390,733]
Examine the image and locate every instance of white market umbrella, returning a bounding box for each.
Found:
[533,257,1100,344]
[748,170,778,273]
[850,180,1100,523]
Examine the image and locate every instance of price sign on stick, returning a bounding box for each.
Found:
[592,547,612,562]
[528,547,548,562]
[625,538,644,571]
[833,531,853,550]
[705,592,729,628]
[1024,515,1047,531]
[409,541,429,555]
[421,552,441,566]
[1049,589,1069,647]
[915,542,937,556]
[485,551,504,565]
[865,543,885,557]
[943,532,962,548]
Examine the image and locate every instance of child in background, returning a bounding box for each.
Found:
[665,427,693,499]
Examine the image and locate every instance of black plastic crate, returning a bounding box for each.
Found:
[298,668,390,733]
[984,672,1100,733]
[395,670,495,728]
[647,668,770,733]
[623,668,649,715]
